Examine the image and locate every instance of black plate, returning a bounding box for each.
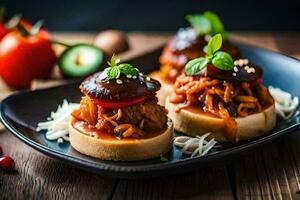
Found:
[1,43,300,179]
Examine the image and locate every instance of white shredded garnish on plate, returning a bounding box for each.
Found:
[174,133,218,157]
[269,86,299,120]
[36,99,79,143]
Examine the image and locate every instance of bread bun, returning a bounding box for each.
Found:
[165,97,276,142]
[69,117,174,161]
[149,71,173,106]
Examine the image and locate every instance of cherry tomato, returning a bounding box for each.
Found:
[0,28,56,88]
[0,156,15,169]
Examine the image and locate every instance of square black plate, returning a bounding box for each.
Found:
[1,43,300,179]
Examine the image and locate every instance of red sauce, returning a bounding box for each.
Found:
[72,118,167,141]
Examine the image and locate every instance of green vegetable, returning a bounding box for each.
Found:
[212,51,234,71]
[106,54,140,80]
[58,44,104,77]
[185,14,211,35]
[207,33,222,57]
[185,34,234,75]
[185,57,209,76]
[203,11,226,37]
[186,11,227,39]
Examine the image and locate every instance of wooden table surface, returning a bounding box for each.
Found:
[0,32,300,200]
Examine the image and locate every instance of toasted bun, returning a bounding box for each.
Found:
[149,71,173,106]
[165,97,276,142]
[69,117,174,161]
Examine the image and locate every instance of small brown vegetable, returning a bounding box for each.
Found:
[94,30,129,56]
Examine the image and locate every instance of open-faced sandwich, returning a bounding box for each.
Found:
[150,11,240,105]
[70,55,173,161]
[166,34,276,142]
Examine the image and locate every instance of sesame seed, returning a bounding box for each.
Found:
[146,77,151,81]
[234,60,239,65]
[116,79,123,84]
[243,59,249,64]
[57,138,64,143]
[132,76,137,79]
[233,66,238,72]
[126,74,132,78]
[238,60,244,66]
[204,35,211,42]
[232,72,237,76]
[244,65,250,70]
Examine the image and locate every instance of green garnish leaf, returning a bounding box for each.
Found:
[203,11,226,37]
[212,51,234,71]
[185,14,211,35]
[107,66,120,80]
[106,55,140,79]
[207,33,222,57]
[185,57,209,75]
[186,11,227,39]
[107,54,120,67]
[160,154,168,162]
[119,63,139,76]
[185,34,234,75]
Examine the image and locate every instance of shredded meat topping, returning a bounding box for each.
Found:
[170,73,274,142]
[72,96,168,138]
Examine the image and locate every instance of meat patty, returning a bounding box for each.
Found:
[120,97,168,131]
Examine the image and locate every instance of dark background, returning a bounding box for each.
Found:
[2,0,300,31]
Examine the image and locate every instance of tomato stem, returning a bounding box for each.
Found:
[51,40,72,48]
[17,23,30,37]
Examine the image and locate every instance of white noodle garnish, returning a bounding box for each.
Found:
[269,86,299,120]
[174,133,218,157]
[36,99,79,143]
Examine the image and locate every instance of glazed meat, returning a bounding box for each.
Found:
[121,97,168,130]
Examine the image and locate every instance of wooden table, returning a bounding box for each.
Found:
[0,32,300,200]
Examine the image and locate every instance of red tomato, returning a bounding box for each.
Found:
[91,95,152,109]
[0,156,15,169]
[0,29,56,88]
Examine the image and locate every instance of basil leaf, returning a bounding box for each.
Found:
[204,11,225,37]
[185,14,211,35]
[119,63,139,76]
[185,57,209,75]
[107,67,120,79]
[207,33,222,57]
[212,51,234,71]
[107,54,119,67]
